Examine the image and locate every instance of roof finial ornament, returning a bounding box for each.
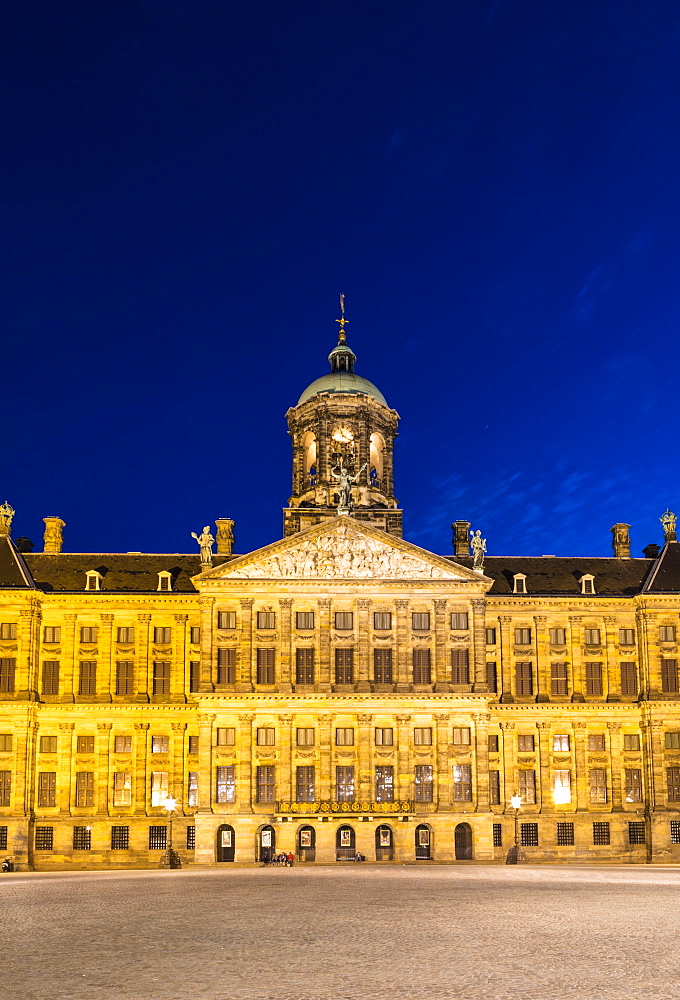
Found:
[335,292,350,344]
[0,501,15,537]
[661,509,677,543]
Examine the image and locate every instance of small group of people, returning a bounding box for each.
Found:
[264,851,295,866]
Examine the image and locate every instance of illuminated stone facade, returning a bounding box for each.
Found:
[1,332,680,869]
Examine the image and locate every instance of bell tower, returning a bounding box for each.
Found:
[283,300,402,537]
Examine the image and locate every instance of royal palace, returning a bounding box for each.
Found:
[2,320,680,870]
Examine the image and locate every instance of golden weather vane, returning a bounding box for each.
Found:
[335,292,350,342]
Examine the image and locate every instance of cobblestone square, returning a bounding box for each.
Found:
[3,864,680,1000]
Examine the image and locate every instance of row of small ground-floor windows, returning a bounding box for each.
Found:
[9,820,680,859]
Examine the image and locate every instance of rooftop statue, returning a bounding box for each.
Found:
[191,526,214,566]
[470,528,486,570]
[331,457,367,514]
[661,509,677,542]
[0,501,15,537]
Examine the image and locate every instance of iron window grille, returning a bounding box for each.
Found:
[186,827,196,850]
[489,770,501,805]
[520,823,539,847]
[148,826,167,850]
[73,826,91,850]
[111,826,129,850]
[35,826,53,851]
[556,822,575,846]
[628,822,646,845]
[492,823,503,847]
[0,827,7,851]
[671,821,680,844]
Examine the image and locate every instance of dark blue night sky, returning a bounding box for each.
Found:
[4,1,680,559]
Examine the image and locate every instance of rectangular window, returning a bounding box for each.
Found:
[588,734,606,752]
[334,611,353,630]
[493,823,503,847]
[451,648,470,684]
[619,628,635,646]
[486,661,498,692]
[296,611,315,630]
[39,735,57,754]
[149,826,167,850]
[373,648,393,684]
[215,727,235,747]
[80,626,98,644]
[453,727,471,746]
[488,734,499,753]
[256,648,275,685]
[77,736,95,754]
[75,771,94,807]
[625,769,643,803]
[151,772,169,807]
[453,764,472,802]
[114,735,132,754]
[0,659,16,693]
[662,659,679,694]
[375,765,394,802]
[335,648,354,685]
[216,765,235,803]
[0,735,12,752]
[295,648,315,685]
[671,821,680,844]
[412,612,430,631]
[414,764,433,802]
[412,648,431,684]
[35,826,53,850]
[0,772,10,807]
[296,728,315,747]
[117,627,135,644]
[584,628,601,646]
[551,662,568,697]
[520,823,539,847]
[111,826,129,850]
[188,771,198,807]
[375,728,394,746]
[256,765,275,803]
[518,734,535,752]
[620,662,637,696]
[113,772,132,807]
[586,662,603,697]
[79,661,96,696]
[217,648,236,685]
[256,611,276,630]
[516,662,533,696]
[623,733,640,751]
[43,626,61,643]
[589,769,607,804]
[186,826,196,850]
[667,768,680,802]
[73,826,91,850]
[153,627,172,644]
[489,770,501,805]
[336,765,355,802]
[557,822,575,846]
[115,661,134,696]
[190,626,201,645]
[514,628,532,645]
[519,770,536,804]
[414,727,432,746]
[660,625,677,642]
[189,660,200,694]
[549,627,566,646]
[629,821,646,845]
[151,735,169,754]
[485,627,497,645]
[296,766,315,803]
[665,732,680,750]
[217,611,236,630]
[152,662,171,696]
[188,735,199,754]
[373,612,392,630]
[553,769,571,804]
[0,623,16,640]
[553,734,570,752]
[38,772,56,808]
[256,728,275,746]
[451,612,469,630]
[335,727,354,746]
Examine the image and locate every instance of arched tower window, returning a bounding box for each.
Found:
[302,431,317,484]
[370,432,385,484]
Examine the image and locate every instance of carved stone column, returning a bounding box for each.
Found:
[573,721,587,811]
[317,598,332,691]
[568,616,584,702]
[356,599,372,691]
[499,721,515,808]
[198,598,215,693]
[645,719,665,812]
[237,599,254,692]
[635,609,653,699]
[278,714,294,802]
[396,714,412,802]
[603,616,618,701]
[471,599,488,691]
[173,614,188,703]
[99,614,114,703]
[279,599,293,692]
[435,714,451,811]
[498,616,513,702]
[357,714,373,801]
[473,713,491,812]
[536,722,551,812]
[395,599,410,692]
[133,723,150,815]
[533,615,548,702]
[237,714,254,814]
[607,722,622,810]
[137,614,152,703]
[96,722,112,815]
[171,722,187,813]
[433,599,449,692]
[58,722,75,815]
[61,614,77,703]
[197,713,216,814]
[318,714,333,801]
[18,606,40,701]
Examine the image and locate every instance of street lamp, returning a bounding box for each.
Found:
[505,792,527,865]
[159,795,182,869]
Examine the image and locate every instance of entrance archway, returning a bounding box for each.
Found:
[375,824,394,861]
[257,824,276,862]
[298,825,316,862]
[336,825,355,860]
[415,824,432,860]
[216,824,235,862]
[455,822,473,860]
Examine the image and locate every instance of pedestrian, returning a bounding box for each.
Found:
[286,851,295,867]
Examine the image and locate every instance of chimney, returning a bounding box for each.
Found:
[43,517,66,554]
[215,518,235,556]
[643,543,660,559]
[610,523,631,559]
[451,520,471,557]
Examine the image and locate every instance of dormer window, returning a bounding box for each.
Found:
[85,571,102,592]
[513,574,527,594]
[157,571,172,593]
[580,574,596,595]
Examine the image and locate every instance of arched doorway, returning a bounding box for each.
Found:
[455,823,473,860]
[298,825,316,862]
[257,824,276,862]
[336,825,355,860]
[375,824,394,861]
[216,824,235,862]
[415,824,432,860]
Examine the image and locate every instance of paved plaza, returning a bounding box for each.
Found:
[3,864,680,1000]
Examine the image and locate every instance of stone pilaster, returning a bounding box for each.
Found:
[18,606,40,700]
[173,615,188,702]
[99,614,114,703]
[533,616,548,701]
[133,723,149,815]
[568,616,584,701]
[471,599,488,691]
[536,722,551,812]
[499,721,515,808]
[196,714,216,814]
[237,714,254,814]
[317,598,332,691]
[357,714,372,801]
[433,599,449,691]
[198,598,215,693]
[395,599,410,692]
[137,614,152,702]
[396,714,412,802]
[435,714,451,810]
[278,714,293,802]
[635,609,653,699]
[356,599,372,691]
[473,713,491,812]
[603,616,618,701]
[279,599,293,691]
[96,723,112,814]
[498,617,513,701]
[607,722,622,810]
[58,722,74,815]
[573,722,587,811]
[237,599,253,692]
[61,614,77,703]
[171,722,187,812]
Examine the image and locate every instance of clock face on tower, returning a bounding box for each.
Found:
[332,427,353,444]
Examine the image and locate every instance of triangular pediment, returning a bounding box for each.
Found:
[197,516,488,584]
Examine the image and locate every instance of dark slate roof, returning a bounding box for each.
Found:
[449,556,655,596]
[642,542,680,593]
[22,554,234,593]
[0,536,36,589]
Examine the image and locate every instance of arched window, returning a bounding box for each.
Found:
[298,825,316,861]
[369,432,384,483]
[216,824,235,862]
[375,824,394,861]
[415,824,432,860]
[302,432,317,484]
[257,824,276,862]
[454,822,473,860]
[85,570,102,592]
[336,825,355,860]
